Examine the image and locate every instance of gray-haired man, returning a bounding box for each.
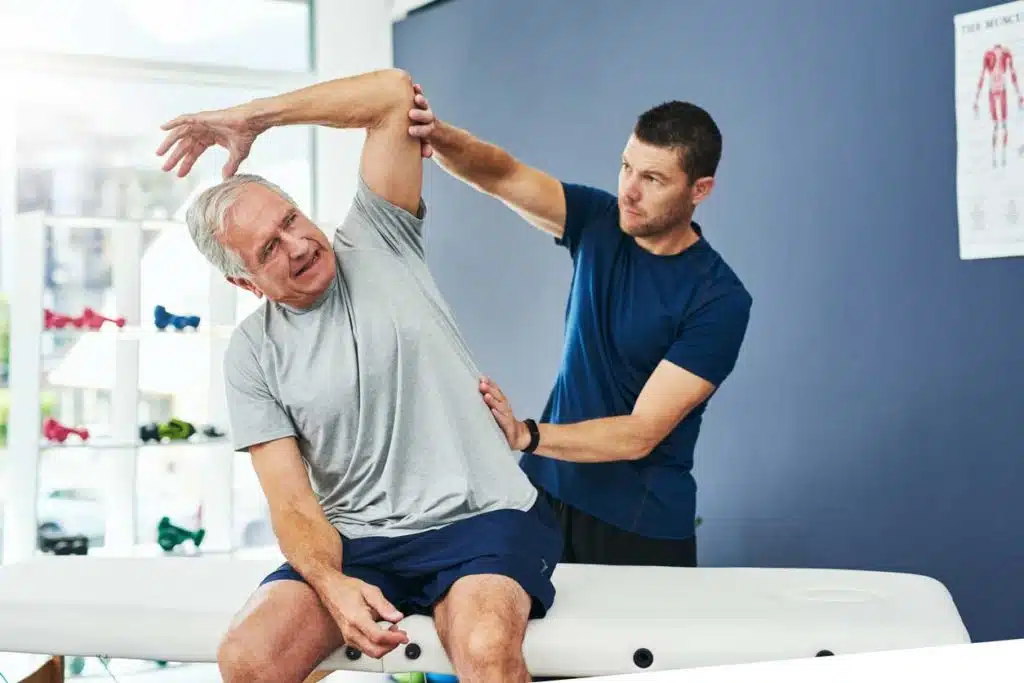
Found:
[156,69,561,683]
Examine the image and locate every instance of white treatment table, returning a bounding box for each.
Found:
[0,556,970,678]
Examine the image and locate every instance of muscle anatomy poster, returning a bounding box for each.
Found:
[955,2,1024,259]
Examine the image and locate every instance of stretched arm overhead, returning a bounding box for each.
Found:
[156,68,423,215]
[407,86,567,238]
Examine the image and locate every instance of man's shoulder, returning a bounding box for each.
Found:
[330,175,427,253]
[562,182,618,225]
[226,303,270,360]
[685,241,752,316]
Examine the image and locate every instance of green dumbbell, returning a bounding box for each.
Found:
[157,516,205,552]
[140,418,196,443]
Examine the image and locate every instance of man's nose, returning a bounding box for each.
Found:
[284,233,311,257]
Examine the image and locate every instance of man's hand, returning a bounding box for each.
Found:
[320,573,408,659]
[479,375,530,450]
[156,105,262,179]
[409,83,436,158]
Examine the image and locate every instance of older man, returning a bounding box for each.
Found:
[156,69,561,683]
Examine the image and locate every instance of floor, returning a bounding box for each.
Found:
[0,654,394,683]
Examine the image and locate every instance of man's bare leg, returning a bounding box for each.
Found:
[218,580,344,683]
[433,574,532,683]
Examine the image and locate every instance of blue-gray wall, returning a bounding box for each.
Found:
[394,0,1024,643]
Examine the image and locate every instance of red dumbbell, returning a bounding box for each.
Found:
[78,307,126,330]
[42,418,90,443]
[44,309,75,329]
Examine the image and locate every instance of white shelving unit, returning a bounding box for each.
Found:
[3,210,238,563]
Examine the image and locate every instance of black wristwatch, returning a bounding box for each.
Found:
[522,418,541,453]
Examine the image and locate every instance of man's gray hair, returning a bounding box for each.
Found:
[185,173,297,278]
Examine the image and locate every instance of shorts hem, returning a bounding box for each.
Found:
[421,560,557,620]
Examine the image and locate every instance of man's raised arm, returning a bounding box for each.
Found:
[157,68,422,214]
[407,87,567,238]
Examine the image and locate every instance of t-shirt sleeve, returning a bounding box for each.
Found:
[555,182,618,258]
[343,173,428,261]
[664,286,753,387]
[223,329,296,452]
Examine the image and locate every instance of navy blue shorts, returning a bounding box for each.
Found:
[260,496,563,618]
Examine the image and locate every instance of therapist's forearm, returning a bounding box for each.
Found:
[517,416,656,463]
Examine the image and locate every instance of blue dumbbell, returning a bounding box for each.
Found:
[154,305,201,330]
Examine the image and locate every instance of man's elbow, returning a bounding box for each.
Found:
[375,68,416,117]
[624,420,663,461]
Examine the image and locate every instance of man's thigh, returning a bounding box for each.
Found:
[393,498,563,618]
[220,577,343,679]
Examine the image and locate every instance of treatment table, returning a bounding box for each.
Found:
[0,556,970,679]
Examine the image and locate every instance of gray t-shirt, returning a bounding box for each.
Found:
[223,176,537,539]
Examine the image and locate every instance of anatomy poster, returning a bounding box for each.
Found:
[955,2,1024,260]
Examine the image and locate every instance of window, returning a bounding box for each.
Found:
[2,0,313,73]
[8,73,309,553]
[1,4,315,566]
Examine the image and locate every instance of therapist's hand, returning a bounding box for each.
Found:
[479,375,530,451]
[408,83,435,158]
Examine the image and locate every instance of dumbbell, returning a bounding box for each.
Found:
[157,516,206,552]
[43,309,74,329]
[79,307,126,330]
[140,418,196,443]
[154,305,200,331]
[42,417,90,443]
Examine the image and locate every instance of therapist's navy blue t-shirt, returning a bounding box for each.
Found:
[519,182,752,540]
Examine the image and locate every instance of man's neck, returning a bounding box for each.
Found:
[634,221,702,256]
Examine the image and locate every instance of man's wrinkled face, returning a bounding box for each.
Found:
[220,183,335,308]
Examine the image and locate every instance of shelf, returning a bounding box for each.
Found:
[36,215,184,232]
[40,436,231,451]
[43,324,236,339]
[5,209,242,564]
[85,542,284,561]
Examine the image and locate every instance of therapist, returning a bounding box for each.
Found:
[408,86,752,567]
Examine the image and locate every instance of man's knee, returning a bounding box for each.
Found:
[439,574,530,671]
[462,616,524,668]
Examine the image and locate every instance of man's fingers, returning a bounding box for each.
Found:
[177,144,203,178]
[223,150,243,179]
[484,379,505,402]
[342,629,392,660]
[408,108,432,123]
[408,124,434,139]
[160,139,190,173]
[363,587,404,625]
[409,125,434,140]
[160,114,192,131]
[155,126,187,156]
[344,612,407,658]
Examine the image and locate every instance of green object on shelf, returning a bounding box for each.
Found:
[140,418,196,443]
[391,674,427,683]
[157,516,205,552]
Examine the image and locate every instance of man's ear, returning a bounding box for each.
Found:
[692,176,715,206]
[227,275,263,299]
